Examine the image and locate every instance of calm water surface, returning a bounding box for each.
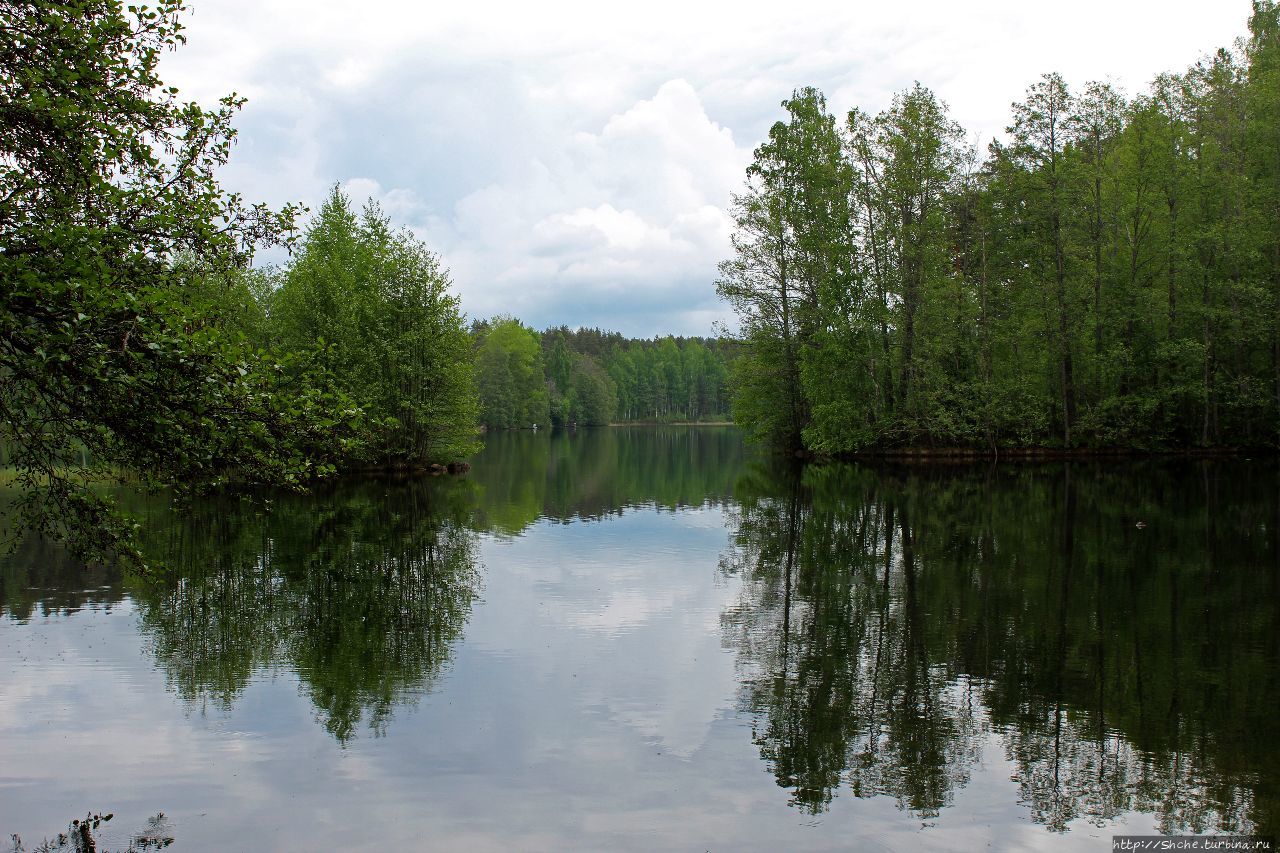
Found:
[1,427,1276,850]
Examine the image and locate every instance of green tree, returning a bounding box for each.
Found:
[1003,73,1081,445]
[474,317,549,429]
[0,0,354,560]
[566,352,618,425]
[809,84,968,451]
[545,332,575,426]
[718,88,851,451]
[1245,1,1280,436]
[268,188,479,465]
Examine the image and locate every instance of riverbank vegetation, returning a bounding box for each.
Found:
[719,3,1280,454]
[0,1,477,559]
[247,187,480,467]
[471,319,731,429]
[6,0,1275,563]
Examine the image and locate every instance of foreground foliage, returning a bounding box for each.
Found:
[9,811,172,852]
[0,3,476,558]
[0,0,360,559]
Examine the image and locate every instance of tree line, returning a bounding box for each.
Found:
[471,318,732,429]
[719,3,1280,453]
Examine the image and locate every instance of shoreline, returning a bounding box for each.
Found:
[825,445,1276,462]
[608,421,734,427]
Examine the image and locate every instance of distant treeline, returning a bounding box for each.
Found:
[471,318,732,429]
[719,3,1280,453]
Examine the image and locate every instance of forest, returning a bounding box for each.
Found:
[719,2,1280,454]
[470,318,731,430]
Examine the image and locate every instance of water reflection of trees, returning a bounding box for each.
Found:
[132,477,481,743]
[1,532,124,620]
[721,461,1278,836]
[470,426,744,534]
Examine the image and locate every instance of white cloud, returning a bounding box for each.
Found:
[408,78,750,333]
[160,0,1251,335]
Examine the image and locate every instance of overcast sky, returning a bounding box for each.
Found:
[162,0,1251,337]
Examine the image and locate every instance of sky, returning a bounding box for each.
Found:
[161,0,1252,338]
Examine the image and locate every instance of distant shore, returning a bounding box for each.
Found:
[832,445,1275,462]
[609,421,735,427]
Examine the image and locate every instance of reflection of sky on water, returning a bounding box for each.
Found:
[472,507,740,759]
[0,500,1236,851]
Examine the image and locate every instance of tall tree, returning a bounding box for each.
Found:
[718,88,851,451]
[474,318,549,429]
[1245,1,1280,435]
[1005,73,1080,446]
[1068,82,1126,387]
[830,84,967,442]
[268,188,479,465]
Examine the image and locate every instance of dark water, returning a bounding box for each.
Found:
[1,428,1276,851]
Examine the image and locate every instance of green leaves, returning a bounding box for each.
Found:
[266,187,480,467]
[721,6,1280,455]
[0,1,327,561]
[718,88,852,451]
[475,318,549,429]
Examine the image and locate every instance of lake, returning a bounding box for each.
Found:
[1,427,1276,851]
